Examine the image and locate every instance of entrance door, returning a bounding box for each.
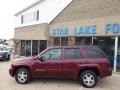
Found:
[21,40,26,56]
[39,40,47,53]
[25,40,31,56]
[32,40,39,56]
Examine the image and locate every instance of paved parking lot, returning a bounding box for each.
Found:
[0,60,120,90]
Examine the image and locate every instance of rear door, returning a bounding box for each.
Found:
[62,47,85,77]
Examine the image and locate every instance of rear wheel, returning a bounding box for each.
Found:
[15,68,31,84]
[79,70,98,88]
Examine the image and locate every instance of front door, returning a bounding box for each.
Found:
[34,48,62,77]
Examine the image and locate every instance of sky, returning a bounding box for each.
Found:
[0,0,38,40]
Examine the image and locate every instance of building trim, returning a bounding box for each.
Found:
[114,36,118,72]
[48,0,72,24]
[15,0,44,16]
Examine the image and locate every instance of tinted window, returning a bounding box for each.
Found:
[42,48,61,60]
[84,47,106,58]
[64,48,82,59]
[0,47,8,51]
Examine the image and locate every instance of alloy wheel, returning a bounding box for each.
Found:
[82,73,95,87]
[17,71,28,83]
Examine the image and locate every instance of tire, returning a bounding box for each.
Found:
[15,68,31,84]
[79,70,98,88]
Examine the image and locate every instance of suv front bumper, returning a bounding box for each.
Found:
[9,68,14,77]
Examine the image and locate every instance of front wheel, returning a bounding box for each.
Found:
[79,70,98,88]
[15,68,31,84]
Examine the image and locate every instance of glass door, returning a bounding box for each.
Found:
[61,37,68,46]
[32,40,39,56]
[25,40,31,56]
[21,40,26,56]
[39,40,47,53]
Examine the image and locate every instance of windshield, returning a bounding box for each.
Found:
[0,46,8,51]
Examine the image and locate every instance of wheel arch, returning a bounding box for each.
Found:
[78,67,100,78]
[13,66,32,77]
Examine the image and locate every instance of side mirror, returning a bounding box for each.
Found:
[39,56,45,62]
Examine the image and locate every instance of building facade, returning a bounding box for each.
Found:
[14,0,72,56]
[14,0,120,72]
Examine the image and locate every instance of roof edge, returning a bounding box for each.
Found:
[15,22,48,29]
[15,0,44,16]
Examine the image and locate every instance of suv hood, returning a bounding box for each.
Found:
[12,56,34,64]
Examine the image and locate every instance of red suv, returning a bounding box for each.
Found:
[9,46,112,88]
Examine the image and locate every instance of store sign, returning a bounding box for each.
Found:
[51,23,120,36]
[51,25,96,36]
[52,27,68,36]
[105,23,120,34]
[74,25,96,35]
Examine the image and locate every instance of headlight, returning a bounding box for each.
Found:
[10,63,14,68]
[3,52,7,55]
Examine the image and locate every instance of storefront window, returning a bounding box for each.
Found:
[26,40,31,56]
[117,37,120,72]
[32,40,39,56]
[20,40,47,56]
[39,40,47,53]
[54,37,60,46]
[21,40,26,56]
[75,37,92,45]
[61,37,68,46]
[93,37,115,68]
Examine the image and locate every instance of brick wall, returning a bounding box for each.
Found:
[50,0,120,24]
[15,23,48,40]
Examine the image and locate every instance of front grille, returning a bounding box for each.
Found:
[0,53,3,56]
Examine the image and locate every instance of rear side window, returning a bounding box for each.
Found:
[84,47,106,58]
[64,48,82,59]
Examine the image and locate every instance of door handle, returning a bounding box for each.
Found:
[79,62,86,64]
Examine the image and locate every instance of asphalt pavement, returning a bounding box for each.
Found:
[0,60,120,90]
